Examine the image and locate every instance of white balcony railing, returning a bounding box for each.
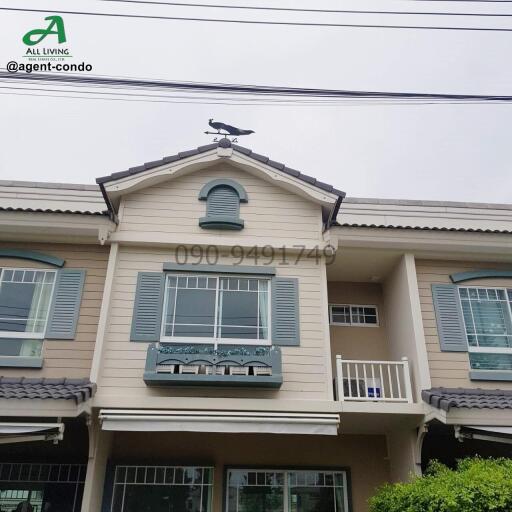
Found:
[335,355,413,403]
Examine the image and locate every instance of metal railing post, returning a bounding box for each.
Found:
[335,355,344,402]
[402,356,414,404]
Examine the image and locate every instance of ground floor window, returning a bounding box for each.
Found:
[0,462,86,512]
[226,469,349,512]
[111,466,213,512]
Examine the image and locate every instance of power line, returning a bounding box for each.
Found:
[2,6,512,31]
[2,72,511,101]
[408,1,512,2]
[0,84,386,105]
[0,88,503,106]
[95,0,512,17]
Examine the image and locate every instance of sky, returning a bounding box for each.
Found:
[1,0,512,203]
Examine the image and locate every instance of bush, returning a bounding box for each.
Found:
[369,457,512,512]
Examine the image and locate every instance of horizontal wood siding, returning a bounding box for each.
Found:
[98,244,330,400]
[416,259,512,389]
[118,163,322,245]
[0,242,108,378]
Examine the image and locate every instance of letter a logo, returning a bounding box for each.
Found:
[23,16,66,46]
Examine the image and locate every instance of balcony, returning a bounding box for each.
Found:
[144,343,282,388]
[335,356,413,403]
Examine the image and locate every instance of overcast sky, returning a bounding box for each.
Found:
[1,0,512,202]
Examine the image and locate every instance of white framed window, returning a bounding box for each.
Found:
[111,465,213,512]
[226,468,349,512]
[459,286,512,371]
[329,304,379,327]
[0,462,86,512]
[0,268,56,357]
[161,274,271,345]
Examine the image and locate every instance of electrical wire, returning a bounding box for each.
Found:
[2,6,512,31]
[94,0,512,17]
[2,72,511,102]
[1,88,505,106]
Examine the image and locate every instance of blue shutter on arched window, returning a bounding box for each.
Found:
[199,179,247,230]
[206,186,240,218]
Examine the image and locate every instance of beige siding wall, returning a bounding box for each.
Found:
[0,242,108,378]
[97,166,330,401]
[117,163,323,245]
[328,282,389,371]
[98,246,330,400]
[110,431,390,512]
[416,259,512,389]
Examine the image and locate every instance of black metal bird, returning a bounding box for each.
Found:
[208,119,255,136]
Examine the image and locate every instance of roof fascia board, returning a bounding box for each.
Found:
[0,211,116,244]
[0,398,89,418]
[231,152,337,206]
[103,149,337,208]
[331,226,512,259]
[424,402,512,426]
[444,408,512,426]
[104,149,219,194]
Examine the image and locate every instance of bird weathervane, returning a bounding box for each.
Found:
[205,119,255,143]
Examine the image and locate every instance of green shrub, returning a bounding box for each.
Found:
[369,457,512,512]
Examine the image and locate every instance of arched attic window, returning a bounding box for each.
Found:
[198,178,248,230]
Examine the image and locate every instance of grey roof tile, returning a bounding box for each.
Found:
[336,222,512,234]
[0,377,96,404]
[248,152,270,164]
[0,180,99,191]
[178,149,200,159]
[344,197,512,210]
[422,387,512,412]
[0,206,109,216]
[96,141,346,198]
[267,160,285,171]
[197,143,218,153]
[282,166,300,178]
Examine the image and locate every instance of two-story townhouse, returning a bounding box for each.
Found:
[0,180,115,510]
[1,139,512,512]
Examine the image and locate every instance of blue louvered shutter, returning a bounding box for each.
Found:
[432,284,468,352]
[45,269,86,340]
[271,277,300,346]
[130,272,165,342]
[207,186,240,218]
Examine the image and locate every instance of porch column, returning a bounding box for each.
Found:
[387,428,420,482]
[81,414,113,512]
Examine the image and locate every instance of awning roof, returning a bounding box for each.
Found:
[456,425,512,445]
[0,422,64,445]
[99,410,340,436]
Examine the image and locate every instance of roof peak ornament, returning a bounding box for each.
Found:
[205,119,255,144]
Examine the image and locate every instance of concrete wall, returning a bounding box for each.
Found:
[0,241,108,378]
[383,255,431,399]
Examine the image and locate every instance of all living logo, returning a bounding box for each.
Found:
[22,15,72,61]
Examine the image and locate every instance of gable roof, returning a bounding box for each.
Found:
[96,139,345,197]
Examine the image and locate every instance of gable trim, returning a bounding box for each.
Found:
[96,142,344,201]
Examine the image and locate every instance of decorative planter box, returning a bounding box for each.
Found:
[144,343,283,388]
